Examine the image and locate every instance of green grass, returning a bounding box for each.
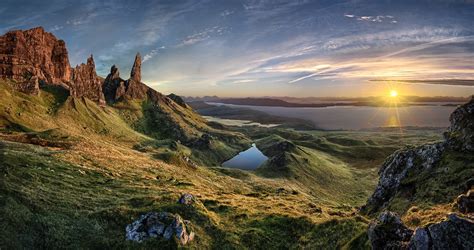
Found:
[0,79,460,249]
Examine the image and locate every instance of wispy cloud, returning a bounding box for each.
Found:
[179,26,227,47]
[370,79,474,86]
[143,46,166,63]
[232,79,256,83]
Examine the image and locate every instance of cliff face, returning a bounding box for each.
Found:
[0,27,71,89]
[0,27,104,103]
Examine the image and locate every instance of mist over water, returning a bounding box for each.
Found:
[208,103,458,130]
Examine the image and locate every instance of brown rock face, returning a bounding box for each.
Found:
[130,53,141,82]
[102,54,148,101]
[70,55,105,105]
[0,27,72,86]
[102,65,125,102]
[0,27,107,104]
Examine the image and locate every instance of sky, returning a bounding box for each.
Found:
[1,0,474,97]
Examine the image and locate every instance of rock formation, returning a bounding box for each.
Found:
[130,52,141,82]
[456,190,473,214]
[178,193,195,205]
[368,212,474,250]
[444,97,474,152]
[102,65,126,102]
[0,27,71,85]
[368,211,413,249]
[70,55,105,105]
[167,93,188,108]
[126,212,195,245]
[0,27,109,103]
[362,97,474,214]
[102,54,148,101]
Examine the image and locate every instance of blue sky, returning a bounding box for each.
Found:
[1,0,474,97]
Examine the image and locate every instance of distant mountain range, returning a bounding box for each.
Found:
[184,96,469,108]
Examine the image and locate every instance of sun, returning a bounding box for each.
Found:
[390,90,398,97]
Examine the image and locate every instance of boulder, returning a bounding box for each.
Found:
[456,190,473,214]
[126,212,195,245]
[368,211,474,250]
[368,211,413,250]
[178,193,195,205]
[408,214,474,250]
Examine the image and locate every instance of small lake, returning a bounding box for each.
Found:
[207,102,459,130]
[222,143,268,170]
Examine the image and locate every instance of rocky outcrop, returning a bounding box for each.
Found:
[102,54,148,101]
[130,53,141,83]
[0,27,108,103]
[178,193,195,205]
[368,212,474,250]
[444,96,474,152]
[363,143,445,213]
[363,97,474,214]
[70,55,105,105]
[368,211,413,249]
[126,212,195,245]
[456,190,473,214]
[102,65,126,102]
[0,27,72,85]
[167,93,188,108]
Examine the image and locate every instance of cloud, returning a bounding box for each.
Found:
[50,25,63,31]
[370,79,474,86]
[233,79,256,83]
[344,14,397,23]
[143,46,166,63]
[220,10,234,17]
[178,26,227,47]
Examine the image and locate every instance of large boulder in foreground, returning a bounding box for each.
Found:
[368,212,474,250]
[368,211,413,250]
[126,212,195,245]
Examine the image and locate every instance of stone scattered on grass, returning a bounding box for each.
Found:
[126,212,195,245]
[178,193,195,205]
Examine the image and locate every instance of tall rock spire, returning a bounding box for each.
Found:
[130,53,141,82]
[70,54,105,105]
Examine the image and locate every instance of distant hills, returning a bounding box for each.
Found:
[184,96,470,108]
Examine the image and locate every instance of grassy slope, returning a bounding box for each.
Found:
[0,80,446,249]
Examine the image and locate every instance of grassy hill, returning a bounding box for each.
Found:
[0,79,455,249]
